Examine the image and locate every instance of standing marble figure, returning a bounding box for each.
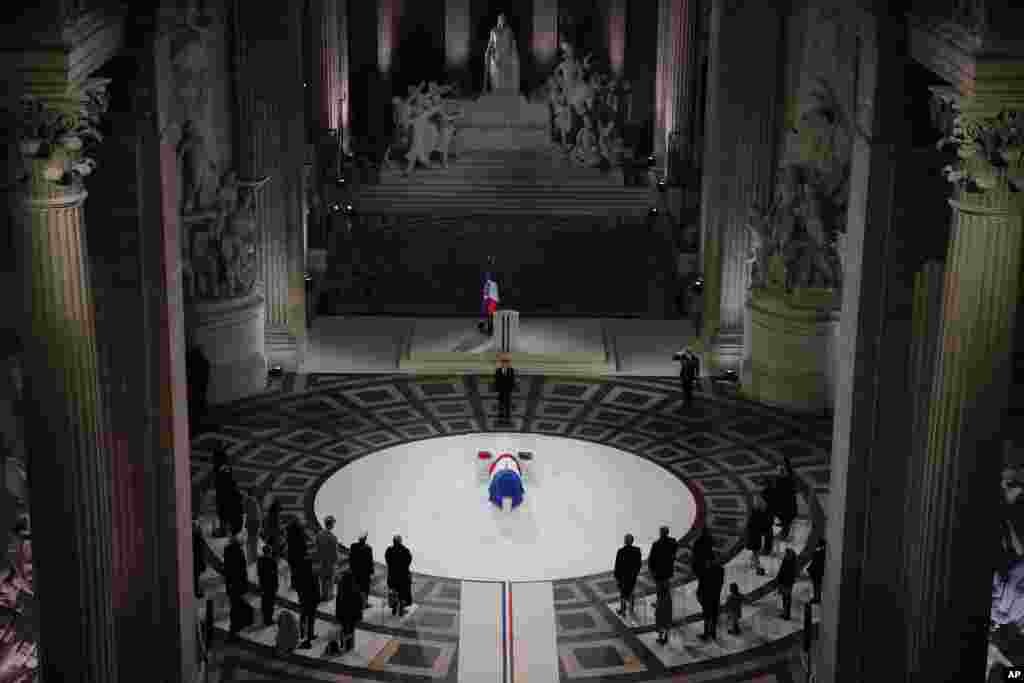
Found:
[485,14,520,94]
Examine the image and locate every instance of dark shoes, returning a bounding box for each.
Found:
[728,627,741,636]
[699,633,714,642]
[297,640,312,649]
[656,634,668,644]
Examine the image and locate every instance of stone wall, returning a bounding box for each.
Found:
[325,213,676,317]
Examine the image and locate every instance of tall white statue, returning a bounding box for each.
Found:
[485,14,520,94]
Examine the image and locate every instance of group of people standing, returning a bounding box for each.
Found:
[611,459,826,644]
[197,449,416,655]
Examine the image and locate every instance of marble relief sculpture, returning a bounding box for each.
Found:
[547,40,634,169]
[485,14,520,95]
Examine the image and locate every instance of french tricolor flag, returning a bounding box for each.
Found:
[483,275,499,315]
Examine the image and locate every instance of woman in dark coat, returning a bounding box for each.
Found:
[746,493,772,575]
[384,535,413,616]
[335,570,364,651]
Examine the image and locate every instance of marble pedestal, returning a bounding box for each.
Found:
[745,288,839,415]
[187,294,267,405]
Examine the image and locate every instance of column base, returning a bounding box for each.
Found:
[747,287,838,415]
[187,294,267,406]
[708,330,743,374]
[266,325,299,373]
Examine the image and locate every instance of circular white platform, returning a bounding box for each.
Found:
[313,433,698,582]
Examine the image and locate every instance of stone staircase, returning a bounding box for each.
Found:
[353,94,655,216]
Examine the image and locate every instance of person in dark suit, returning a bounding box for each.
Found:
[286,519,309,589]
[806,538,825,604]
[257,543,279,626]
[223,534,250,636]
[192,519,207,599]
[385,535,413,616]
[263,499,282,558]
[335,570,364,652]
[691,526,715,577]
[296,558,321,648]
[769,459,798,541]
[214,450,243,537]
[647,526,679,644]
[614,534,642,616]
[776,548,798,620]
[494,356,516,421]
[186,343,210,436]
[697,558,725,641]
[680,349,699,408]
[349,532,375,608]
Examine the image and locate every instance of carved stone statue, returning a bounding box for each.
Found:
[395,82,462,175]
[177,119,216,215]
[485,14,520,95]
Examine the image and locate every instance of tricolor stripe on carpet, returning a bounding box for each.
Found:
[510,582,559,683]
[458,580,504,683]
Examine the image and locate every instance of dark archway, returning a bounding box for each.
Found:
[392,1,447,96]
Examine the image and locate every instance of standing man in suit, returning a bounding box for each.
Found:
[257,543,279,626]
[697,558,725,641]
[224,534,250,636]
[495,355,516,421]
[679,349,699,408]
[614,534,642,616]
[349,532,375,608]
[315,516,340,601]
[385,535,413,616]
[648,526,679,644]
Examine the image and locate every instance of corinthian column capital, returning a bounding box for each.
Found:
[12,77,112,197]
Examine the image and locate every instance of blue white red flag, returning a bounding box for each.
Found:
[483,275,499,312]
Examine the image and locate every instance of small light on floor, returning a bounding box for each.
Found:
[268,366,283,377]
[649,207,659,216]
[343,203,355,215]
[657,178,667,191]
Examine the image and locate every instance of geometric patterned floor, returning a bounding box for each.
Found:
[190,373,832,682]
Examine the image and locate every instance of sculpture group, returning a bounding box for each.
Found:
[746,79,853,294]
[387,81,463,175]
[546,41,633,168]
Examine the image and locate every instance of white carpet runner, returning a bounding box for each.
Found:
[458,581,505,683]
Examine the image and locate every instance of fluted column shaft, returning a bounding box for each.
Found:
[700,0,785,368]
[378,0,403,77]
[337,0,350,151]
[533,0,559,73]
[912,162,1023,679]
[15,163,116,682]
[606,0,626,79]
[654,0,698,172]
[312,0,341,132]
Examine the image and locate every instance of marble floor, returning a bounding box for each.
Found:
[192,371,832,681]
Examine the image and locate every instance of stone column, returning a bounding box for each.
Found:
[654,0,698,173]
[532,0,559,74]
[379,0,403,78]
[606,0,626,79]
[699,0,785,371]
[905,81,1024,680]
[231,3,294,368]
[445,0,472,89]
[337,0,350,154]
[10,118,117,681]
[311,0,341,133]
